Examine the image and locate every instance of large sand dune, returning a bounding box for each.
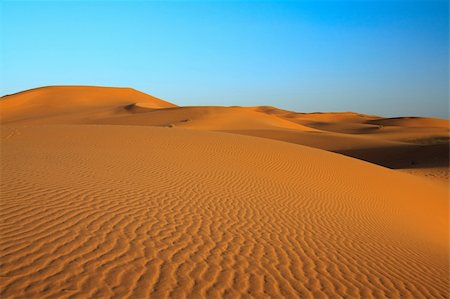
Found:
[0,86,175,124]
[0,86,449,298]
[2,86,448,182]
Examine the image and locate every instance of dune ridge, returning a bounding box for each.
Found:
[0,86,176,124]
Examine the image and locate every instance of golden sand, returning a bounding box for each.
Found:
[1,86,448,298]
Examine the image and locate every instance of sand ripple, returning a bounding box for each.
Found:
[0,125,448,298]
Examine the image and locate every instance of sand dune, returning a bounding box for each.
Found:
[0,86,449,298]
[0,86,175,124]
[1,125,448,298]
[98,106,319,131]
[368,116,450,128]
[2,87,447,184]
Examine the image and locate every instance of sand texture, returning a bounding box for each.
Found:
[0,86,449,298]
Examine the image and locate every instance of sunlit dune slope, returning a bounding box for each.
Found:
[0,125,448,298]
[0,86,176,124]
[98,106,318,131]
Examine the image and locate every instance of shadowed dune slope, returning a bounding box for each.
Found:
[0,125,448,298]
[367,117,450,128]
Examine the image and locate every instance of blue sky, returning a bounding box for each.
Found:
[1,0,448,118]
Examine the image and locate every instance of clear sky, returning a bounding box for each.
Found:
[1,0,448,118]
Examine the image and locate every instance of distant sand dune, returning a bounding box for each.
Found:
[368,116,450,128]
[98,106,319,131]
[1,125,448,298]
[0,86,175,124]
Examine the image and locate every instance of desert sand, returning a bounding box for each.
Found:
[0,86,449,298]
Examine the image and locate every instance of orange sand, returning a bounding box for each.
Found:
[0,86,449,298]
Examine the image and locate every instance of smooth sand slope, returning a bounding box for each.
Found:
[0,86,175,124]
[0,86,449,298]
[1,125,448,298]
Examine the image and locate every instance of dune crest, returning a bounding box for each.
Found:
[0,86,176,124]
